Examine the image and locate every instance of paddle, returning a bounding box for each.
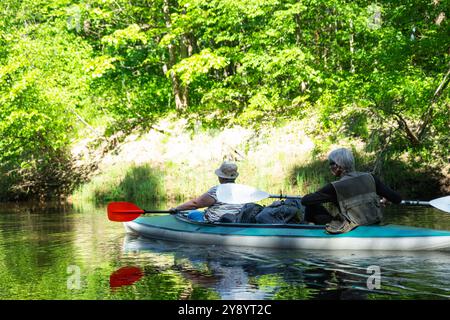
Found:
[216,183,450,213]
[107,201,176,222]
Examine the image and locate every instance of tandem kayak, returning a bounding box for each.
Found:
[123,213,450,251]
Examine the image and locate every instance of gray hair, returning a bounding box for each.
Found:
[328,148,355,173]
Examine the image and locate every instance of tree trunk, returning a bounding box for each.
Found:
[162,0,188,111]
[417,65,450,140]
[349,19,355,73]
[294,14,302,46]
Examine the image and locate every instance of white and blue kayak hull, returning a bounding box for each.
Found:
[124,214,450,251]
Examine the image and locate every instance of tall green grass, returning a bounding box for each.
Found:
[72,155,334,206]
[72,163,165,207]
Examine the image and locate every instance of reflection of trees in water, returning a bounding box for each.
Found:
[120,236,450,300]
[121,238,375,300]
[245,262,370,300]
[0,203,80,298]
[0,203,75,271]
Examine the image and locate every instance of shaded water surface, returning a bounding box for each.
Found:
[0,202,449,300]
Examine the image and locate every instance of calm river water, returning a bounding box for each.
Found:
[0,201,450,300]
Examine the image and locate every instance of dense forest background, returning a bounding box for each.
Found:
[0,0,449,201]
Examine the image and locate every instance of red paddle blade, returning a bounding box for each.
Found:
[110,266,144,289]
[107,202,144,222]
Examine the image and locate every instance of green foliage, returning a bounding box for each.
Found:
[73,163,166,206]
[172,49,228,86]
[0,3,93,199]
[0,0,448,200]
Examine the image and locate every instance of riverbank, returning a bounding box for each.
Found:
[71,119,315,207]
[70,117,449,208]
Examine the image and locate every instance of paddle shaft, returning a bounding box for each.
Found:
[269,197,433,206]
[269,195,441,209]
[255,195,434,205]
[269,194,301,200]
[118,209,174,214]
[401,200,431,206]
[143,210,174,214]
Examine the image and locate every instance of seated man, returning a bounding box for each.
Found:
[170,161,244,223]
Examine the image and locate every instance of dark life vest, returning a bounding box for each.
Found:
[331,172,382,225]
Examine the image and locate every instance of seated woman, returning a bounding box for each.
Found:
[170,161,244,222]
[301,148,402,234]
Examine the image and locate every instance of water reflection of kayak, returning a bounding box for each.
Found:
[122,213,450,251]
[120,234,450,299]
[121,234,273,299]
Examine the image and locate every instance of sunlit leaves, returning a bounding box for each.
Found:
[172,49,228,85]
[84,55,118,78]
[102,24,148,49]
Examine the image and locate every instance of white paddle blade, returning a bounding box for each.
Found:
[429,196,450,213]
[216,183,270,204]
